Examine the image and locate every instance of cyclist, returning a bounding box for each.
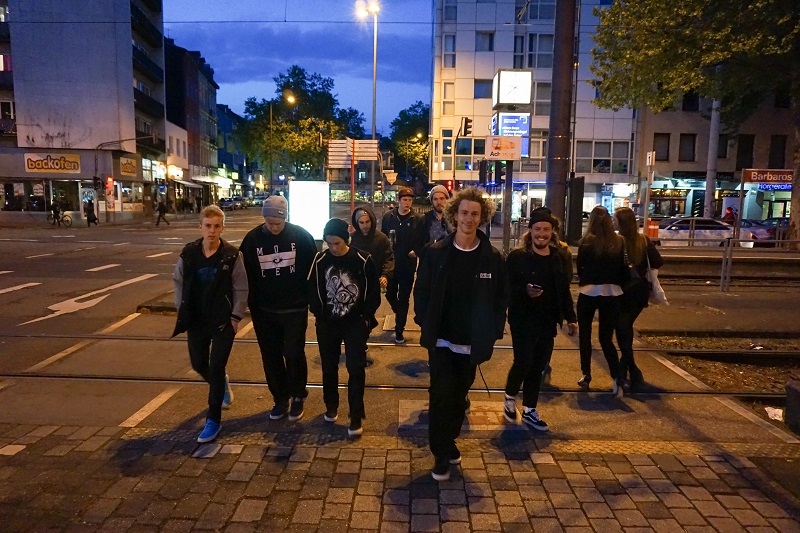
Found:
[51,202,62,227]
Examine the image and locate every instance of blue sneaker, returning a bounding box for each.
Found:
[197,419,221,443]
[222,375,233,409]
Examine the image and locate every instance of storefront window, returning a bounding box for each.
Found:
[51,181,78,211]
[2,180,46,211]
[120,181,144,212]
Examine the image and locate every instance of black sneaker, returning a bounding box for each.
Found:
[521,408,550,432]
[348,418,363,436]
[323,408,338,422]
[449,448,461,465]
[577,375,591,389]
[288,397,304,421]
[431,456,450,481]
[394,332,406,344]
[269,401,289,420]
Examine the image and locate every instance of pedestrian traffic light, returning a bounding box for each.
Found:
[93,176,102,190]
[497,161,506,184]
[478,160,488,185]
[462,117,473,136]
[445,180,453,193]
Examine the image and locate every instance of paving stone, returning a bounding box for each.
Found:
[582,502,613,518]
[555,508,590,527]
[531,453,555,464]
[171,493,211,519]
[298,477,329,500]
[680,485,714,501]
[383,489,410,505]
[469,497,497,514]
[192,443,221,459]
[693,499,731,518]
[196,502,235,530]
[231,499,267,522]
[353,495,381,512]
[290,499,323,524]
[82,498,122,523]
[549,492,581,509]
[244,475,277,498]
[729,508,770,527]
[471,513,501,530]
[0,445,26,456]
[751,501,790,519]
[543,478,571,493]
[351,510,380,530]
[440,521,470,532]
[518,484,548,501]
[670,508,708,526]
[585,466,616,481]
[462,469,489,482]
[566,473,594,488]
[489,477,518,491]
[529,517,564,532]
[604,494,637,510]
[440,504,469,522]
[768,518,800,533]
[387,450,410,462]
[410,514,439,532]
[706,516,749,533]
[647,518,684,532]
[266,491,299,516]
[386,462,410,476]
[537,464,566,479]
[360,468,386,482]
[635,501,674,519]
[226,461,259,482]
[651,454,687,472]
[380,521,410,533]
[439,489,466,505]
[627,487,658,502]
[327,487,355,503]
[524,499,556,517]
[44,443,76,456]
[383,504,410,521]
[573,487,603,503]
[137,500,178,526]
[498,505,528,523]
[668,471,701,486]
[322,502,350,520]
[68,426,101,440]
[338,449,364,461]
[335,461,361,474]
[608,462,637,475]
[357,480,383,496]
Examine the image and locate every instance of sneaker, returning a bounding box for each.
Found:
[288,397,305,421]
[324,408,338,422]
[431,456,450,481]
[197,419,221,443]
[449,448,462,465]
[269,401,289,420]
[221,374,233,409]
[521,408,550,432]
[541,365,552,386]
[577,375,592,389]
[629,369,645,391]
[394,332,406,344]
[503,395,517,423]
[612,380,624,399]
[348,418,363,436]
[464,397,471,415]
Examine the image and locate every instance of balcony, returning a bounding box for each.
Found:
[135,129,166,155]
[133,88,164,119]
[140,0,163,13]
[132,46,164,82]
[0,22,9,43]
[0,71,12,90]
[130,2,163,48]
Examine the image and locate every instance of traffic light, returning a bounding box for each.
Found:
[497,161,507,184]
[462,117,473,136]
[445,180,453,193]
[93,176,102,190]
[478,160,488,185]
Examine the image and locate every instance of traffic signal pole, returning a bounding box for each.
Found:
[502,161,513,254]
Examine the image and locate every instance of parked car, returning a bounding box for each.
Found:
[217,198,235,211]
[739,219,771,248]
[762,217,790,243]
[252,195,268,206]
[657,217,733,246]
[232,196,246,210]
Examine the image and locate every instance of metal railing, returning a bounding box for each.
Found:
[719,237,800,292]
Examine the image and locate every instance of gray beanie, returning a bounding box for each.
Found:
[429,184,450,200]
[262,195,288,219]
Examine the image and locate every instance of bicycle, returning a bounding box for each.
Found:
[47,212,73,227]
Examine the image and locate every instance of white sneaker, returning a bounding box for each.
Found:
[503,396,517,422]
[612,381,624,399]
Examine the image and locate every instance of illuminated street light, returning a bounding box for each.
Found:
[357,1,379,206]
[269,93,297,193]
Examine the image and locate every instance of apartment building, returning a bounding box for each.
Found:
[216,103,248,198]
[0,0,167,222]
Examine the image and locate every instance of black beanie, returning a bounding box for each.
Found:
[528,207,556,228]
[323,218,350,244]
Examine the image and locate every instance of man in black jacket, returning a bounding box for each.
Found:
[414,184,452,260]
[381,187,418,344]
[351,205,394,290]
[173,206,248,443]
[414,186,508,482]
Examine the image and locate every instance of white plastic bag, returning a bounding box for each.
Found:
[647,267,668,305]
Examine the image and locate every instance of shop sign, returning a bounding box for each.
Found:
[743,169,793,183]
[24,153,81,173]
[32,183,44,196]
[485,136,522,161]
[120,157,137,177]
[757,183,792,191]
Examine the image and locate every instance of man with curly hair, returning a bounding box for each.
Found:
[414,186,509,481]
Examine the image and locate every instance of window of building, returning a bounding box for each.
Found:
[529,0,555,19]
[0,54,11,72]
[442,82,454,115]
[768,135,787,169]
[653,133,670,161]
[135,116,152,135]
[0,100,14,120]
[443,34,456,68]
[0,3,9,22]
[168,136,173,155]
[515,0,528,23]
[475,32,494,52]
[735,134,754,170]
[513,35,525,68]
[533,82,551,116]
[474,80,493,99]
[133,77,152,96]
[717,134,728,158]
[526,130,548,171]
[575,140,631,174]
[682,91,699,112]
[679,133,696,161]
[527,34,554,68]
[182,140,187,157]
[444,0,457,21]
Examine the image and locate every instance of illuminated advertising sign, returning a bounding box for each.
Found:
[743,169,793,183]
[496,113,530,158]
[120,157,137,177]
[24,153,81,173]
[288,181,330,240]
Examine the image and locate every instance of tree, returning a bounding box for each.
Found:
[389,101,430,181]
[237,66,365,182]
[590,0,800,241]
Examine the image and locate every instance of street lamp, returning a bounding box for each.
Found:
[357,1,379,207]
[269,94,296,193]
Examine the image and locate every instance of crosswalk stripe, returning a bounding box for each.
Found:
[147,252,172,258]
[86,264,121,272]
[0,283,41,295]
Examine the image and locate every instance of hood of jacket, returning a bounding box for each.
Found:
[351,205,378,239]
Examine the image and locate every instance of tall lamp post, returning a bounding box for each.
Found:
[269,94,296,193]
[357,1,379,207]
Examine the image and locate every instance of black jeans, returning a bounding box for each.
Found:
[251,309,309,404]
[505,326,555,408]
[616,296,646,381]
[317,317,369,420]
[577,294,622,382]
[386,270,414,334]
[428,347,476,460]
[155,212,170,225]
[187,322,236,423]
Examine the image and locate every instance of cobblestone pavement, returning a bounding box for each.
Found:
[2,422,800,532]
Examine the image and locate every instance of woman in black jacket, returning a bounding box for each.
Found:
[614,207,664,390]
[576,206,628,397]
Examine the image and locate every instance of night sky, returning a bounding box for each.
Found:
[163,0,433,135]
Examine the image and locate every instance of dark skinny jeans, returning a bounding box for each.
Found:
[577,293,622,383]
[316,317,369,420]
[616,296,646,382]
[251,309,309,405]
[187,322,236,423]
[505,325,555,408]
[428,347,476,460]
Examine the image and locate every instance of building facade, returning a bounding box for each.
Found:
[216,104,247,198]
[1,0,167,222]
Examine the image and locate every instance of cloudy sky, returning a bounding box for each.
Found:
[163,0,433,135]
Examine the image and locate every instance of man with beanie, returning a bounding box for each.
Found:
[309,218,381,436]
[239,195,318,421]
[415,184,453,260]
[503,208,577,432]
[350,206,394,290]
[381,187,419,344]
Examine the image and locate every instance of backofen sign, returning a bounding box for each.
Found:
[25,153,81,173]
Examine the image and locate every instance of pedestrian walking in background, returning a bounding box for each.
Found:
[614,206,664,391]
[504,209,577,432]
[172,205,247,443]
[85,199,98,227]
[350,205,394,291]
[309,218,381,436]
[414,186,508,481]
[576,206,629,398]
[239,195,318,421]
[51,201,62,227]
[381,187,419,344]
[414,184,452,261]
[155,200,170,226]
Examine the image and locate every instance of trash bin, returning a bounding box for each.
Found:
[646,220,659,238]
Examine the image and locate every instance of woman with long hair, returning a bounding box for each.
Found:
[614,207,664,390]
[576,206,628,397]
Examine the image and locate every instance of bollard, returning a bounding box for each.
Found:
[786,381,800,435]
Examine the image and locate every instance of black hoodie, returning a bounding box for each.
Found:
[350,205,395,281]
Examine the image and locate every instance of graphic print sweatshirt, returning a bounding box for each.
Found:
[308,247,381,326]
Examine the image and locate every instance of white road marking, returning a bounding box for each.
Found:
[86,264,121,272]
[113,242,129,246]
[19,273,158,325]
[158,237,181,240]
[147,252,172,258]
[649,353,713,390]
[79,241,112,244]
[53,235,75,238]
[0,380,13,392]
[0,238,38,242]
[715,397,800,444]
[119,386,181,428]
[99,312,141,334]
[26,253,54,259]
[235,319,254,339]
[0,283,42,295]
[0,271,12,275]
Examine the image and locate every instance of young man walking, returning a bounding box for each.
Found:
[381,187,419,344]
[350,205,394,290]
[414,186,508,481]
[173,205,248,443]
[503,209,577,432]
[415,184,452,260]
[309,218,381,436]
[156,199,170,226]
[239,195,318,421]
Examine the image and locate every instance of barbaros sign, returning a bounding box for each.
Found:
[742,169,793,183]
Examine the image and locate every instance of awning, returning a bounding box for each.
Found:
[173,179,203,189]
